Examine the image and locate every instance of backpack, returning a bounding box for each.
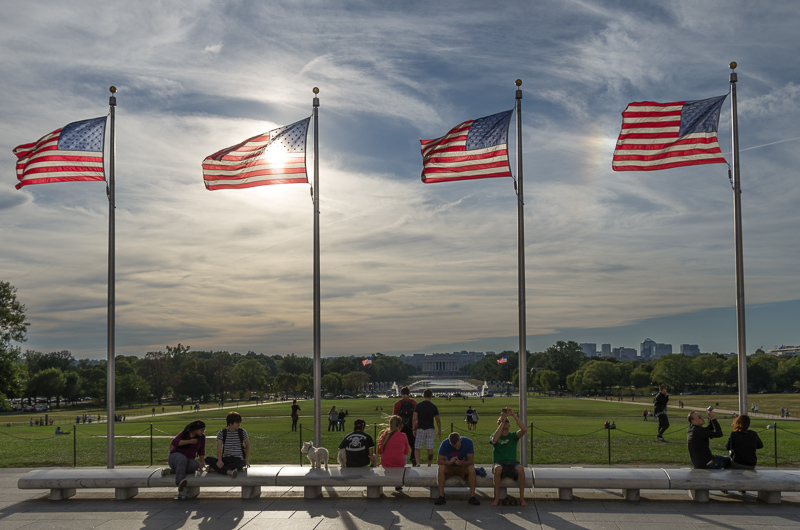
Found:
[221,427,245,457]
[398,399,415,430]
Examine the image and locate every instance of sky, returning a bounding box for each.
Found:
[1,0,799,361]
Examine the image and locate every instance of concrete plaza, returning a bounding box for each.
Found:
[1,468,799,529]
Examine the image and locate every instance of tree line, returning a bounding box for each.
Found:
[466,341,800,395]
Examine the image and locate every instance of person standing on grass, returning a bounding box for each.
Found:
[290,399,301,432]
[726,414,763,470]
[166,420,206,498]
[328,406,338,432]
[490,407,527,507]
[205,411,249,477]
[654,384,670,442]
[413,388,442,467]
[393,387,418,466]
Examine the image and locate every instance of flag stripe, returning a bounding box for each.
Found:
[14,117,106,189]
[612,96,727,172]
[421,110,513,183]
[203,118,310,191]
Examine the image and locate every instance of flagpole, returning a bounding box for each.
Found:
[106,86,117,468]
[729,63,748,415]
[515,80,528,465]
[312,88,322,447]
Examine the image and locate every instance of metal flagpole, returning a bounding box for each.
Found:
[312,88,322,447]
[515,80,528,465]
[106,86,117,468]
[729,63,748,415]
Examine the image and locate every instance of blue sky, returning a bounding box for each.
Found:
[1,0,799,360]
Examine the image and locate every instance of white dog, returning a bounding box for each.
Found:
[337,448,347,467]
[301,441,329,470]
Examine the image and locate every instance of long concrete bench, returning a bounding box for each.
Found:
[532,466,670,501]
[18,466,800,504]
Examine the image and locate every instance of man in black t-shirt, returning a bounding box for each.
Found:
[413,389,442,467]
[338,419,376,467]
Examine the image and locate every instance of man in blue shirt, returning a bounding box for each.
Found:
[434,432,479,506]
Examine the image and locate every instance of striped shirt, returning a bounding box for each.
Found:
[216,428,248,458]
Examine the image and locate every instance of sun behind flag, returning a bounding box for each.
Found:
[14,116,107,190]
[202,117,310,190]
[420,109,513,183]
[612,95,728,171]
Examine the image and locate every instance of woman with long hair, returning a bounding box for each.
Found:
[166,420,206,498]
[726,414,764,470]
[377,415,409,490]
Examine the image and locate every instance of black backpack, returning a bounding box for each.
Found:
[221,427,245,456]
[398,399,415,430]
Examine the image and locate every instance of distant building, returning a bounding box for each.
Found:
[768,346,800,357]
[613,347,637,360]
[680,344,701,356]
[398,351,486,374]
[640,338,656,359]
[655,343,673,357]
[579,343,597,357]
[601,344,612,357]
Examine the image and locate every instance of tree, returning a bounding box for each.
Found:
[0,346,23,399]
[279,354,312,375]
[116,372,150,408]
[143,350,173,405]
[274,372,298,397]
[321,372,343,394]
[543,341,586,388]
[580,360,618,392]
[536,370,559,392]
[62,371,83,405]
[26,367,66,407]
[0,281,28,347]
[174,371,212,403]
[342,371,370,394]
[233,359,271,396]
[650,354,697,391]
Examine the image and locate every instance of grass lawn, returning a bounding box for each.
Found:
[1,394,798,468]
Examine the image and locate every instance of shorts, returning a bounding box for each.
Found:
[442,464,470,481]
[414,428,436,450]
[493,462,520,480]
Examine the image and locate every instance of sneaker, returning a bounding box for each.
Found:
[413,463,421,468]
[230,469,238,478]
[468,496,480,505]
[175,493,187,500]
[178,479,187,492]
[434,495,446,505]
[657,436,666,442]
[475,467,487,477]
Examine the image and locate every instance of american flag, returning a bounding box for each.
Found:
[202,117,310,190]
[497,355,508,365]
[612,95,728,171]
[362,356,373,366]
[420,109,513,183]
[14,117,106,190]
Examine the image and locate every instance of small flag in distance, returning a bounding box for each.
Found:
[612,95,727,171]
[14,116,107,189]
[362,356,373,366]
[497,355,508,364]
[421,109,513,183]
[203,117,310,190]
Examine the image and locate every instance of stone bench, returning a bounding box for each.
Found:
[403,465,532,499]
[18,465,800,504]
[665,468,800,504]
[532,466,670,501]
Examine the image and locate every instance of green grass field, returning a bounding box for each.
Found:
[2,395,799,468]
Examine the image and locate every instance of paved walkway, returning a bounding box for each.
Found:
[1,468,799,529]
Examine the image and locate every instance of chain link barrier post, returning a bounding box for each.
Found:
[150,423,153,466]
[73,425,77,467]
[774,422,778,467]
[607,425,612,465]
[299,423,303,466]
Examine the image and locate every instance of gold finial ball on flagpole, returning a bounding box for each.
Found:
[515,79,522,87]
[729,62,737,70]
[313,87,319,94]
[109,86,117,93]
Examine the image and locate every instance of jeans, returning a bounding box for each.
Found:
[168,452,200,486]
[291,416,298,431]
[705,455,732,469]
[204,455,246,474]
[657,413,670,437]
